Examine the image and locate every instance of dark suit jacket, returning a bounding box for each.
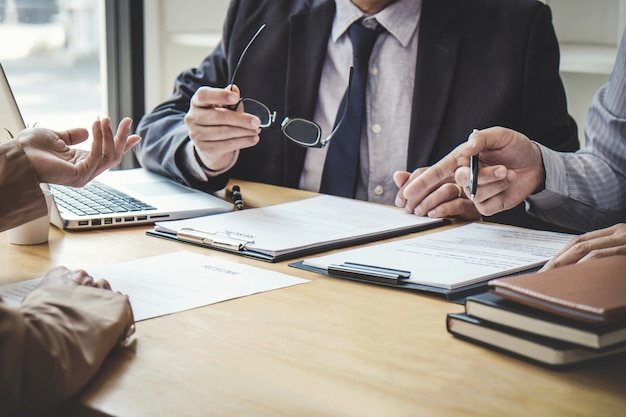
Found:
[135,0,579,230]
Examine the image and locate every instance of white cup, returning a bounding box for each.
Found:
[7,189,54,245]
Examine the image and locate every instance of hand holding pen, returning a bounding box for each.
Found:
[453,127,545,216]
[393,127,544,219]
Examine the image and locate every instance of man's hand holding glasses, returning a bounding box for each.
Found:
[184,23,350,172]
[184,82,262,172]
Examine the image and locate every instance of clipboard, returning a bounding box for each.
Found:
[288,222,574,303]
[147,218,448,263]
[289,260,495,303]
[146,195,450,263]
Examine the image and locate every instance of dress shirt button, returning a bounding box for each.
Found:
[372,124,382,134]
[363,19,377,30]
[374,185,384,195]
[370,66,379,76]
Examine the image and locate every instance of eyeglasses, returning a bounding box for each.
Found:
[228,24,350,148]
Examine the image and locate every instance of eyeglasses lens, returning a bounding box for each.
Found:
[240,98,273,127]
[282,119,321,146]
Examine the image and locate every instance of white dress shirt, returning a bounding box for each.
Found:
[299,0,421,205]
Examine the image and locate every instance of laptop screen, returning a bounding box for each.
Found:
[0,63,26,143]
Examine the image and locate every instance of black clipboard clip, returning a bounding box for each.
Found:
[327,262,411,285]
[176,228,254,252]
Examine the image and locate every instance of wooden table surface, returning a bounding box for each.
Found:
[2,181,625,417]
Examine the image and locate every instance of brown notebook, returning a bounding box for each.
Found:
[489,256,626,325]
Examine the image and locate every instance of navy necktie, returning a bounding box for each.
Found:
[319,20,384,198]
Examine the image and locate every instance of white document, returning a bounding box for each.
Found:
[153,195,445,259]
[0,251,309,321]
[302,223,574,289]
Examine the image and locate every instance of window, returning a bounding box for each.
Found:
[0,0,105,134]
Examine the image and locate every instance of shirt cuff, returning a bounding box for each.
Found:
[182,141,238,181]
[525,142,568,210]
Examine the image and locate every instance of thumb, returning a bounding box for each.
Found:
[393,171,411,188]
[55,127,90,146]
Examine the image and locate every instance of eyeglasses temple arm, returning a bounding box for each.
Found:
[228,23,267,91]
[320,66,354,147]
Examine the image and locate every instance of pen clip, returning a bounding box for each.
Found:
[328,262,410,285]
[176,228,254,251]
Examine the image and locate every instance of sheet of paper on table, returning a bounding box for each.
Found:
[0,251,309,321]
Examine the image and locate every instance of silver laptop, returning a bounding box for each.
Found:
[1,63,233,230]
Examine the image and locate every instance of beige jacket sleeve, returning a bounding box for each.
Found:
[0,285,135,416]
[0,140,48,232]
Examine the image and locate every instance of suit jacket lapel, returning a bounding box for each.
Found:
[407,0,460,170]
[282,0,335,187]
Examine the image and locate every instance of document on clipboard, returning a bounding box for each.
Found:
[147,195,447,262]
[291,223,574,302]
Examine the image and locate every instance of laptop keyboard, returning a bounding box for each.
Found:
[50,182,157,216]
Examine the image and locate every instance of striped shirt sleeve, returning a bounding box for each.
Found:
[525,28,626,232]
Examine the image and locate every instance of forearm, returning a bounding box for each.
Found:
[527,145,626,232]
[135,46,232,192]
[134,113,200,183]
[0,286,134,415]
[0,141,47,231]
[134,118,231,193]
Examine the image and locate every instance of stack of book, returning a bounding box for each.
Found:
[446,255,626,366]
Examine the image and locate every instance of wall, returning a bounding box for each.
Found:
[545,0,626,144]
[143,0,230,113]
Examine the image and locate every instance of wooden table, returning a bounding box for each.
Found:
[2,181,625,417]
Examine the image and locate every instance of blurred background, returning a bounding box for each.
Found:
[0,0,103,132]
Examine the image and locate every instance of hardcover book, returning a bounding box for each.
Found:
[489,256,626,324]
[464,292,626,349]
[446,313,626,366]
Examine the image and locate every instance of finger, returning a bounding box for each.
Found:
[123,134,142,153]
[35,266,72,289]
[193,133,260,156]
[90,118,104,159]
[393,171,411,188]
[71,269,94,286]
[425,198,482,221]
[55,127,89,146]
[192,86,240,108]
[112,117,133,157]
[401,167,446,213]
[188,123,261,146]
[414,183,465,216]
[543,233,619,269]
[79,274,94,286]
[99,116,118,164]
[393,171,411,207]
[472,193,516,217]
[455,165,512,188]
[93,279,112,290]
[403,143,476,204]
[187,105,261,132]
[226,84,241,95]
[577,246,626,264]
[549,225,625,264]
[455,169,519,216]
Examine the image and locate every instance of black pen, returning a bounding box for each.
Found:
[231,185,244,210]
[469,129,479,201]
